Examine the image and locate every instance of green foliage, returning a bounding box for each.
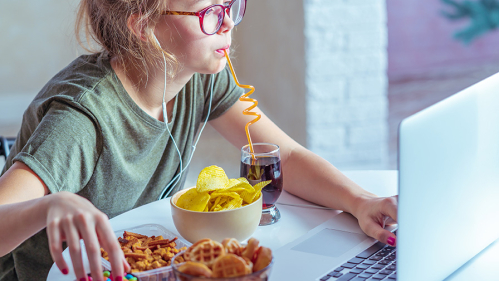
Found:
[441,0,499,44]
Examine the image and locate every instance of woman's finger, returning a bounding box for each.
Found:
[76,213,104,281]
[95,214,125,281]
[364,220,397,246]
[382,196,398,223]
[123,254,131,273]
[62,217,87,281]
[46,219,69,275]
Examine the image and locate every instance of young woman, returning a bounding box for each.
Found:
[0,0,398,280]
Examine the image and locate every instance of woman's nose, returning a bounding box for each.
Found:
[217,9,235,34]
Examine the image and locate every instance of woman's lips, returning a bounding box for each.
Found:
[216,47,230,54]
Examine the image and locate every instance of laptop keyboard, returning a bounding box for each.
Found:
[319,241,397,281]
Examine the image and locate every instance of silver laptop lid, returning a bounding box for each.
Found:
[397,72,499,281]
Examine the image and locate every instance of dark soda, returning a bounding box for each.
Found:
[240,156,283,209]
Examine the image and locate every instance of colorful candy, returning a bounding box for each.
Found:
[83,271,136,281]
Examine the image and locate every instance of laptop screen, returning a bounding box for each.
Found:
[397,72,499,281]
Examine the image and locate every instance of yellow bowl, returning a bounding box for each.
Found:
[170,186,262,243]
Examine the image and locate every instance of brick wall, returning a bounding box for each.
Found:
[304,0,389,170]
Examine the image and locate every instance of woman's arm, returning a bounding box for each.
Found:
[0,162,129,280]
[0,162,50,253]
[209,100,398,245]
[0,195,50,255]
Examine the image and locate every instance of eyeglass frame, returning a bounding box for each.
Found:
[160,0,247,35]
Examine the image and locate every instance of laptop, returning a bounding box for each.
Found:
[271,72,499,281]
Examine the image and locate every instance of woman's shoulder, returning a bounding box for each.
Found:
[22,52,123,123]
[45,52,114,95]
[33,52,119,105]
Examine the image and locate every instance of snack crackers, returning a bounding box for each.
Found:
[101,231,187,273]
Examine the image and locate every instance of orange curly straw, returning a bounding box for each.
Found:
[224,50,259,157]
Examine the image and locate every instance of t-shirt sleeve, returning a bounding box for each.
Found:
[202,65,244,121]
[13,100,100,194]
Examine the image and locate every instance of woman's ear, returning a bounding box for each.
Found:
[127,13,151,42]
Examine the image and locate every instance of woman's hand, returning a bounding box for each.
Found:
[46,192,130,281]
[352,195,398,246]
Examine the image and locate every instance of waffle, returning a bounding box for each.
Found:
[211,254,252,278]
[177,261,212,277]
[242,256,254,271]
[188,239,225,268]
[177,237,272,279]
[222,238,242,256]
[253,246,272,272]
[184,238,210,261]
[242,237,260,261]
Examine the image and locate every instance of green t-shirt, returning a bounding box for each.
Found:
[0,52,242,280]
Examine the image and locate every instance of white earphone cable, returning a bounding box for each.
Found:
[154,35,213,200]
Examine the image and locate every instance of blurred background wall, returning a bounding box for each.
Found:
[386,0,499,168]
[0,0,81,134]
[0,0,82,168]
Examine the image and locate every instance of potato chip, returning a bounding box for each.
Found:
[179,165,273,212]
[210,191,241,200]
[221,197,243,211]
[213,205,224,212]
[224,178,254,193]
[211,196,229,212]
[253,180,271,193]
[213,196,243,212]
[224,178,242,189]
[251,180,271,203]
[177,188,210,212]
[208,192,243,212]
[240,180,271,204]
[196,165,230,193]
[209,196,223,211]
[240,191,255,205]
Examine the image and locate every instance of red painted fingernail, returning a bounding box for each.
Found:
[80,278,87,281]
[61,268,68,275]
[115,277,122,281]
[387,236,395,246]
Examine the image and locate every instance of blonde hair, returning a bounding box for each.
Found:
[75,0,178,78]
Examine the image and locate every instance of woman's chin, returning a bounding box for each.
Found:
[200,60,227,75]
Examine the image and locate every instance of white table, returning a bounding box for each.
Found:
[47,170,397,280]
[46,170,499,280]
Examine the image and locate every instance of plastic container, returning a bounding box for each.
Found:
[102,224,192,281]
[170,251,274,281]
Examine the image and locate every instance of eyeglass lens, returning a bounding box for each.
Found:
[202,0,245,34]
[229,0,245,25]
